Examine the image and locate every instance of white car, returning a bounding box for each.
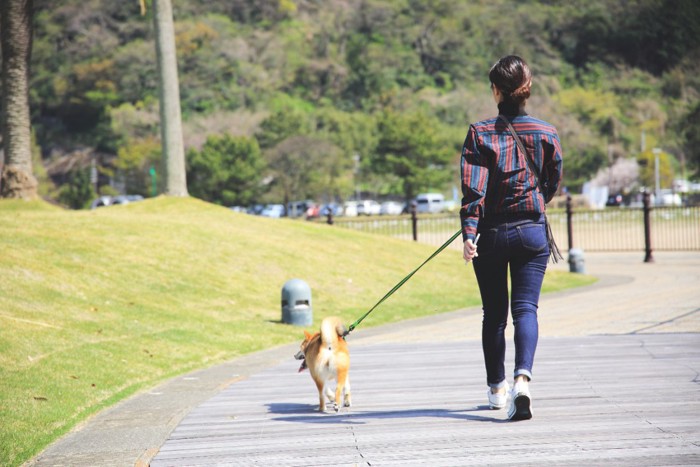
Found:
[342,201,359,217]
[357,199,381,216]
[415,193,445,213]
[261,204,285,218]
[380,201,404,215]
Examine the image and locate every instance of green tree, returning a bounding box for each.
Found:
[256,106,313,150]
[679,101,700,178]
[115,137,162,197]
[637,149,674,190]
[372,110,453,202]
[57,168,95,209]
[265,135,343,207]
[187,134,264,206]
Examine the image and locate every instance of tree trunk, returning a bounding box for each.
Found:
[152,0,187,197]
[1,0,38,199]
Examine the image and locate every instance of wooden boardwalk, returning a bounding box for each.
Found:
[151,333,700,466]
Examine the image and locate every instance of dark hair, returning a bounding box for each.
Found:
[489,55,532,105]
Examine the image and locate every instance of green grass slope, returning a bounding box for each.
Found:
[0,197,594,465]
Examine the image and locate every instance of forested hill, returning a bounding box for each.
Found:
[23,0,700,207]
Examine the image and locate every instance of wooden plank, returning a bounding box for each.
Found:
[150,334,700,466]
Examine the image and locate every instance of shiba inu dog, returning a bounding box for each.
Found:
[294,316,351,412]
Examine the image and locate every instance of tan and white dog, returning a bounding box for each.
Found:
[294,316,351,412]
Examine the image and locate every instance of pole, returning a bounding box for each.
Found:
[149,165,157,197]
[566,194,573,251]
[643,190,653,263]
[410,201,418,242]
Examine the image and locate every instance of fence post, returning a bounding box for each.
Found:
[410,201,418,241]
[566,194,573,251]
[643,190,654,263]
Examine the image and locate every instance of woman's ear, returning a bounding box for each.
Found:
[492,84,503,103]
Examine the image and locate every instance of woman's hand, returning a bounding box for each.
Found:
[463,238,479,263]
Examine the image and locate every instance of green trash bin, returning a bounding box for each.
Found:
[281,279,312,326]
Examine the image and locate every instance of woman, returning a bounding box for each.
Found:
[460,55,563,421]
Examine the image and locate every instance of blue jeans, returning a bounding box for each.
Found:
[473,214,549,389]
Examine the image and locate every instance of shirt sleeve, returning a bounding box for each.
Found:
[542,129,563,203]
[459,125,489,242]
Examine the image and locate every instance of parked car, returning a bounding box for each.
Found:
[90,195,144,209]
[342,201,359,217]
[261,204,285,218]
[287,200,314,218]
[415,192,445,213]
[90,196,113,209]
[606,194,623,207]
[305,204,321,219]
[380,201,404,215]
[357,199,381,216]
[319,203,343,217]
[247,204,265,215]
[112,194,144,205]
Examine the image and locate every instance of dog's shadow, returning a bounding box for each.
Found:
[266,402,507,424]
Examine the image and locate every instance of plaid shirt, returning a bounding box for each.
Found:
[459,114,563,242]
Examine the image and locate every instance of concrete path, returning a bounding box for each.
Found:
[26,252,700,466]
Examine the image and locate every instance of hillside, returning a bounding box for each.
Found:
[22,0,700,207]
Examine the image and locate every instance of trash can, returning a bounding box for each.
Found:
[281,279,312,326]
[568,248,585,274]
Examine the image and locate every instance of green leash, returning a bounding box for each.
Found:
[345,228,463,336]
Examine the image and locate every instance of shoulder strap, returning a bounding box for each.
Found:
[497,115,543,192]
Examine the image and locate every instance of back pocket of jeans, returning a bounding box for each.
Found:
[516,223,547,252]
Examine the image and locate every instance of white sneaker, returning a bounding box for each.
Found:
[487,381,509,410]
[508,380,533,420]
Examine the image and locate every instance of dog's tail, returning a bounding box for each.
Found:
[320,317,347,348]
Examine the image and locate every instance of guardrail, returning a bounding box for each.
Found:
[323,194,700,259]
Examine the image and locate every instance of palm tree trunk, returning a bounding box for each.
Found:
[153,0,187,196]
[1,0,38,199]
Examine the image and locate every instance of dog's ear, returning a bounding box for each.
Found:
[304,330,312,339]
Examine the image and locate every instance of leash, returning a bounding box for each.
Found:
[344,228,464,337]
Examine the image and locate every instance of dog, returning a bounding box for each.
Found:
[294,316,351,412]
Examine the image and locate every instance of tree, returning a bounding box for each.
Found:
[265,135,342,208]
[679,101,700,178]
[152,0,187,196]
[187,134,264,206]
[1,0,38,199]
[637,149,674,191]
[372,110,453,202]
[57,168,95,209]
[256,106,313,150]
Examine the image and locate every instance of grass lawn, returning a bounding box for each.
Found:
[0,197,595,466]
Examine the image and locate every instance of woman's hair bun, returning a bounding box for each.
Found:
[489,55,532,104]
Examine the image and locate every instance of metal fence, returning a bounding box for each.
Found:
[325,197,700,255]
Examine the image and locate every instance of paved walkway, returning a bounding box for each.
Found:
[26,252,700,466]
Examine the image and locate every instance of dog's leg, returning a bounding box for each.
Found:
[343,376,352,408]
[314,379,326,412]
[325,385,334,403]
[335,368,350,412]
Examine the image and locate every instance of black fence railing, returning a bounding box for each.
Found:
[324,194,700,258]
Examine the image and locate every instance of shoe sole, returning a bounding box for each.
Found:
[509,394,532,420]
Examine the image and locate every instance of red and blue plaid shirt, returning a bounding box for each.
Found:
[459,113,563,242]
